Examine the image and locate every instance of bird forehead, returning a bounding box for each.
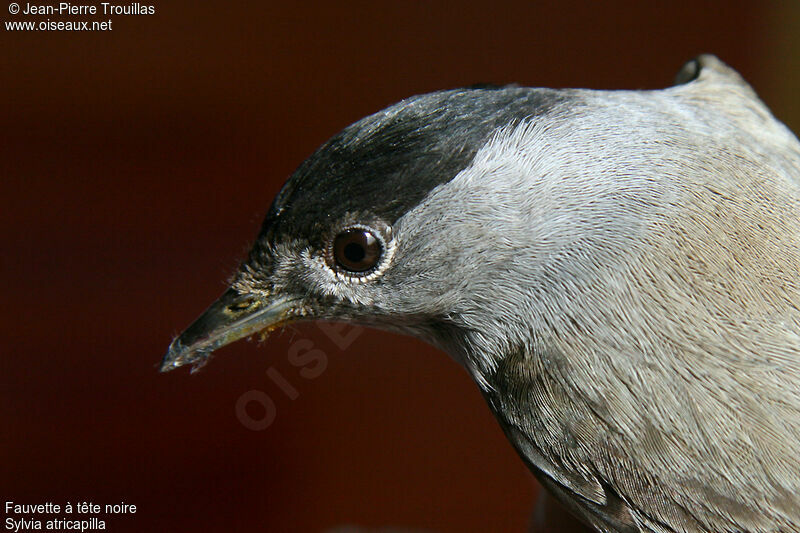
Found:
[259,87,572,245]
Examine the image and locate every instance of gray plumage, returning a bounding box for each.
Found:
[163,55,800,532]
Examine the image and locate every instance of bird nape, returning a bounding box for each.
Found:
[162,55,800,532]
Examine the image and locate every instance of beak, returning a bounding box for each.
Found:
[161,288,300,373]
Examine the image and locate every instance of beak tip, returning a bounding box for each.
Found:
[159,339,208,373]
[159,344,182,373]
[159,356,180,373]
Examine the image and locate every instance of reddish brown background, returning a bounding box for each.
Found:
[1,3,796,532]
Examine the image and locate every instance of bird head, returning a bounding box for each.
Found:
[161,86,568,374]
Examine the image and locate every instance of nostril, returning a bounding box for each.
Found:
[228,298,254,312]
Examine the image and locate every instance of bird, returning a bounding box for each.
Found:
[162,55,800,532]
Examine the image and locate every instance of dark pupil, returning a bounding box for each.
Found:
[344,242,365,263]
[334,229,381,272]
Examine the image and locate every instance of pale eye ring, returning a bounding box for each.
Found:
[332,228,382,273]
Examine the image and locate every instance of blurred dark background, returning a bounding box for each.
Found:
[2,2,799,532]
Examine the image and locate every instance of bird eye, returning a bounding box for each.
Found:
[333,228,382,273]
